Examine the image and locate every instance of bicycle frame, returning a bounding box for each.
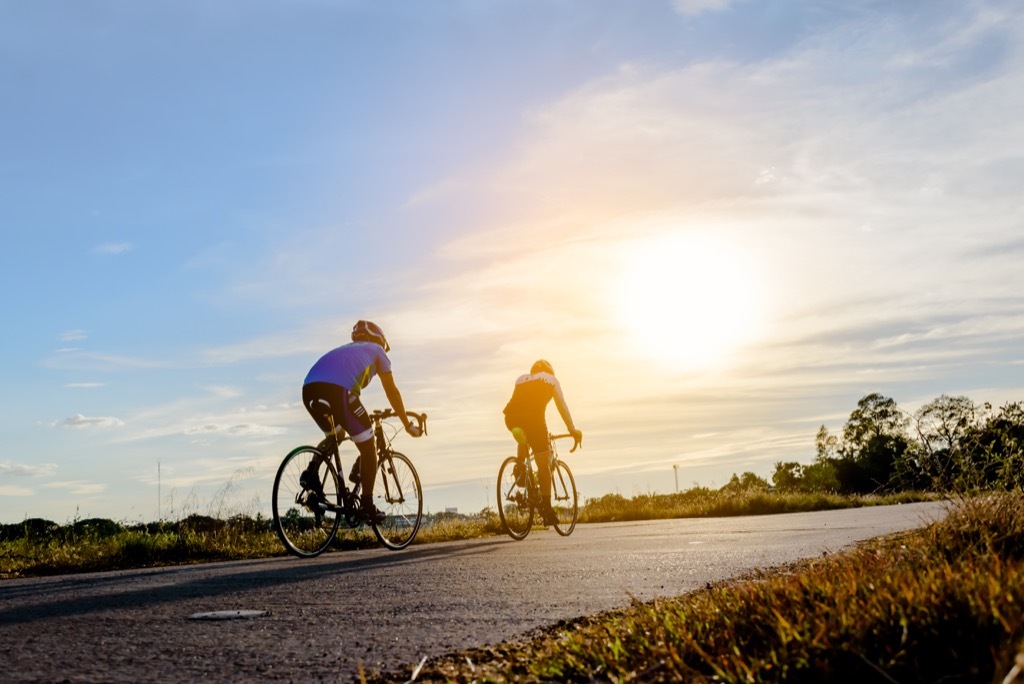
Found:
[497,431,580,539]
[545,434,579,511]
[315,411,422,523]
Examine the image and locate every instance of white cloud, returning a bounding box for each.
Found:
[44,481,108,495]
[60,414,124,429]
[91,242,133,255]
[0,485,33,497]
[671,0,734,17]
[205,385,243,399]
[59,329,87,342]
[184,423,288,437]
[66,382,105,389]
[0,461,57,477]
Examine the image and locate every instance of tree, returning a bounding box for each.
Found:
[801,459,839,492]
[721,471,770,493]
[842,393,909,453]
[815,425,839,462]
[913,394,978,489]
[838,393,912,493]
[964,401,1024,489]
[772,462,802,491]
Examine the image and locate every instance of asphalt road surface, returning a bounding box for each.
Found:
[0,501,947,682]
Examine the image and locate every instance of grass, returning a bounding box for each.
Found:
[367,493,1024,683]
[0,515,284,578]
[578,488,938,523]
[0,489,933,579]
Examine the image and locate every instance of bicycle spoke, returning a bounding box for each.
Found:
[551,459,578,536]
[497,456,533,539]
[272,446,342,557]
[370,452,422,550]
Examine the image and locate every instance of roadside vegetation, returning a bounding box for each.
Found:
[0,489,930,579]
[372,492,1024,683]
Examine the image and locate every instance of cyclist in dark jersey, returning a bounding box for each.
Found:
[503,359,583,526]
[300,320,421,524]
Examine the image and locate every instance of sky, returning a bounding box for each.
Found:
[2,0,1023,524]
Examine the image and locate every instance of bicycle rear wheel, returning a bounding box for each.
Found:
[272,446,342,557]
[497,455,533,540]
[551,459,578,536]
[370,451,422,550]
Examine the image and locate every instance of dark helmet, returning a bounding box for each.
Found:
[531,359,554,375]
[351,320,390,352]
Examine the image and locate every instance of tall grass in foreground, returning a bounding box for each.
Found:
[373,494,1024,683]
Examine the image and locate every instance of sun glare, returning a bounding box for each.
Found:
[614,233,761,371]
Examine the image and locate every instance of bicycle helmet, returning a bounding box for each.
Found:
[531,359,554,375]
[351,320,390,352]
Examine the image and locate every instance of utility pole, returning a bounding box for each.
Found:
[157,460,161,520]
[673,464,679,493]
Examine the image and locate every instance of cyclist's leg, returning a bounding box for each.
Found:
[520,420,557,521]
[505,419,533,490]
[505,417,530,459]
[336,393,380,516]
[534,446,552,503]
[303,382,348,438]
[301,383,350,488]
[354,436,376,504]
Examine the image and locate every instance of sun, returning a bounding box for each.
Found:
[613,233,761,371]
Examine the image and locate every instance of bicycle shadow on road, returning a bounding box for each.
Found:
[0,537,513,625]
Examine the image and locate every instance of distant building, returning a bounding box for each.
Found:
[444,507,458,514]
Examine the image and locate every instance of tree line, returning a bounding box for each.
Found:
[764,393,1024,494]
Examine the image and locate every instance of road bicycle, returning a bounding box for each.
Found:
[272,409,427,557]
[496,432,580,540]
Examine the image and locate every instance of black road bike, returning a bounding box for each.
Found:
[272,409,426,557]
[496,432,580,540]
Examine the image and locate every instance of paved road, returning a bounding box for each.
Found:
[0,502,947,682]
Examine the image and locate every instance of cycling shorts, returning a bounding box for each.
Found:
[504,413,549,457]
[302,382,373,443]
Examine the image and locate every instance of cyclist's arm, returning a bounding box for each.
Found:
[551,378,579,435]
[379,371,421,437]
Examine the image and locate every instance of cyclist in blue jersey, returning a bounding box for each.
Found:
[300,320,421,524]
[503,360,583,526]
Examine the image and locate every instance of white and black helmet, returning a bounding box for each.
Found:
[352,320,390,352]
[531,359,554,375]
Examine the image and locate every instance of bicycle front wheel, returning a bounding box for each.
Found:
[551,459,578,536]
[497,455,533,540]
[370,451,422,550]
[272,446,342,557]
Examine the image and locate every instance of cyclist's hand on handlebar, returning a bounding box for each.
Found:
[572,429,583,452]
[404,422,423,438]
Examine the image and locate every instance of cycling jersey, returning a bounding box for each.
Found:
[503,371,576,455]
[303,341,392,395]
[302,341,391,443]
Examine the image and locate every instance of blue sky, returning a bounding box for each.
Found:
[2,0,1023,523]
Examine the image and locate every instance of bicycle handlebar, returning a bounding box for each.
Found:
[550,432,582,453]
[370,409,428,435]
